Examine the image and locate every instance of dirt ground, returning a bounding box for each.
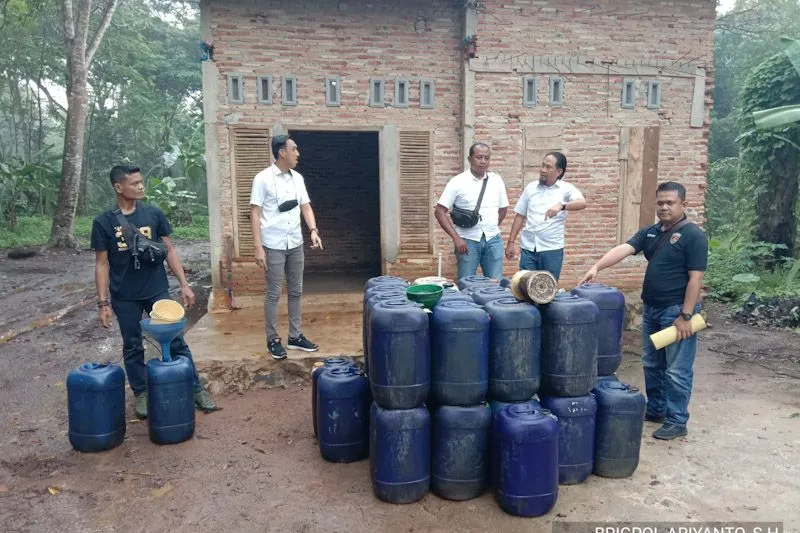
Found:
[1,242,799,533]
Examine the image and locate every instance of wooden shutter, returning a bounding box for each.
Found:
[399,131,432,254]
[232,127,271,258]
[618,126,660,242]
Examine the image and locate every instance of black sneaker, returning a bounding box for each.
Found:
[645,411,665,423]
[653,423,688,440]
[268,338,287,360]
[287,334,319,352]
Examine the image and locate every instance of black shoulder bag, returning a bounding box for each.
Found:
[450,177,488,229]
[114,210,167,269]
[646,218,689,261]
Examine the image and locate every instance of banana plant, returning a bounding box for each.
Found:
[752,38,800,138]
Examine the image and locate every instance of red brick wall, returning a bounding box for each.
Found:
[206,0,714,297]
[291,130,381,274]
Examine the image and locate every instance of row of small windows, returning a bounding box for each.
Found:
[227,74,662,110]
[522,76,662,109]
[227,74,436,108]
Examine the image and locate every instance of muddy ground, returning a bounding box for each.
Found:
[1,242,799,533]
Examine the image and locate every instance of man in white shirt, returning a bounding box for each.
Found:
[250,135,324,359]
[505,152,586,281]
[434,143,509,281]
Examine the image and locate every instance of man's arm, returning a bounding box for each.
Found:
[498,207,508,224]
[434,204,468,254]
[250,204,266,269]
[300,203,323,250]
[579,243,637,284]
[673,271,705,340]
[162,235,196,308]
[505,214,526,260]
[95,251,113,328]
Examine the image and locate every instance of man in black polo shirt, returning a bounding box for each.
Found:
[579,181,708,440]
[91,165,217,419]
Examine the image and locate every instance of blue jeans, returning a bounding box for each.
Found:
[456,234,504,281]
[519,248,564,281]
[641,302,702,427]
[111,291,203,395]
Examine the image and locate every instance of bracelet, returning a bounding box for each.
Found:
[97,300,110,308]
[310,228,320,235]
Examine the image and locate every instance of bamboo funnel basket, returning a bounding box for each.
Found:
[509,270,558,304]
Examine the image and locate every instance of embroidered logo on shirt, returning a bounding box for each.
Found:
[670,232,682,245]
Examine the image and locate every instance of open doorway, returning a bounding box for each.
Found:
[290,130,382,291]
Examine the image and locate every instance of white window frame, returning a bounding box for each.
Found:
[369,78,384,108]
[523,75,537,107]
[257,75,273,104]
[282,75,297,106]
[420,79,435,109]
[549,76,564,107]
[394,78,409,108]
[647,80,661,109]
[325,76,341,107]
[621,79,636,109]
[227,73,244,104]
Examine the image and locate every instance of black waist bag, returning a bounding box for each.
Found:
[115,210,167,269]
[450,176,488,229]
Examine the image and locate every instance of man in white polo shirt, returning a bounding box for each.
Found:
[434,142,509,281]
[505,152,586,281]
[250,134,324,360]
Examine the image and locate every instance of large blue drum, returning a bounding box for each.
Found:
[67,362,126,453]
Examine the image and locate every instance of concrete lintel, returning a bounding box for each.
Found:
[470,55,703,78]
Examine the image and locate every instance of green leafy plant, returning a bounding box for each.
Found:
[144,175,202,227]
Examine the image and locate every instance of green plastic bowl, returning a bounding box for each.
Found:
[406,284,444,309]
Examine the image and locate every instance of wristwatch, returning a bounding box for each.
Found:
[680,312,692,321]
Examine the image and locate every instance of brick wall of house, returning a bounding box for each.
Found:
[206,0,715,297]
[291,130,381,274]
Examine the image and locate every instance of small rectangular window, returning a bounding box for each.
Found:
[523,75,536,107]
[325,76,341,107]
[282,75,297,106]
[420,79,435,109]
[227,74,244,104]
[394,78,409,108]
[621,79,636,109]
[257,75,272,104]
[369,78,384,107]
[549,76,564,106]
[647,80,661,109]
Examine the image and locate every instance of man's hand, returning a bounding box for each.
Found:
[505,243,515,260]
[310,231,323,250]
[255,246,266,269]
[673,315,694,341]
[579,267,598,285]
[181,284,196,308]
[98,305,113,328]
[545,203,564,219]
[454,236,468,255]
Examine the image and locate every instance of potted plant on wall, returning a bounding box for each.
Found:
[464,35,477,59]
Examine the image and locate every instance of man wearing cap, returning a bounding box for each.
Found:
[92,164,217,419]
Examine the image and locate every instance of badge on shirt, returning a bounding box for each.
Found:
[670,232,682,245]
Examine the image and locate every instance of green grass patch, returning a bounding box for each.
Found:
[0,215,209,249]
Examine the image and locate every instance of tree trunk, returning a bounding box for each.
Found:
[50,58,88,248]
[49,0,119,248]
[754,146,800,265]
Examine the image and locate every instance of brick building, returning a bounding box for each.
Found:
[199,0,715,310]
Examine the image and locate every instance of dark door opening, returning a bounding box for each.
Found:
[290,130,382,285]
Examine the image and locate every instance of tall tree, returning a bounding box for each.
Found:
[738,40,800,261]
[49,0,119,248]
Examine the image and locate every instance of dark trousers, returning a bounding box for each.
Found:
[111,291,202,395]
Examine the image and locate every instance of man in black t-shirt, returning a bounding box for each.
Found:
[579,182,708,441]
[91,165,217,419]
